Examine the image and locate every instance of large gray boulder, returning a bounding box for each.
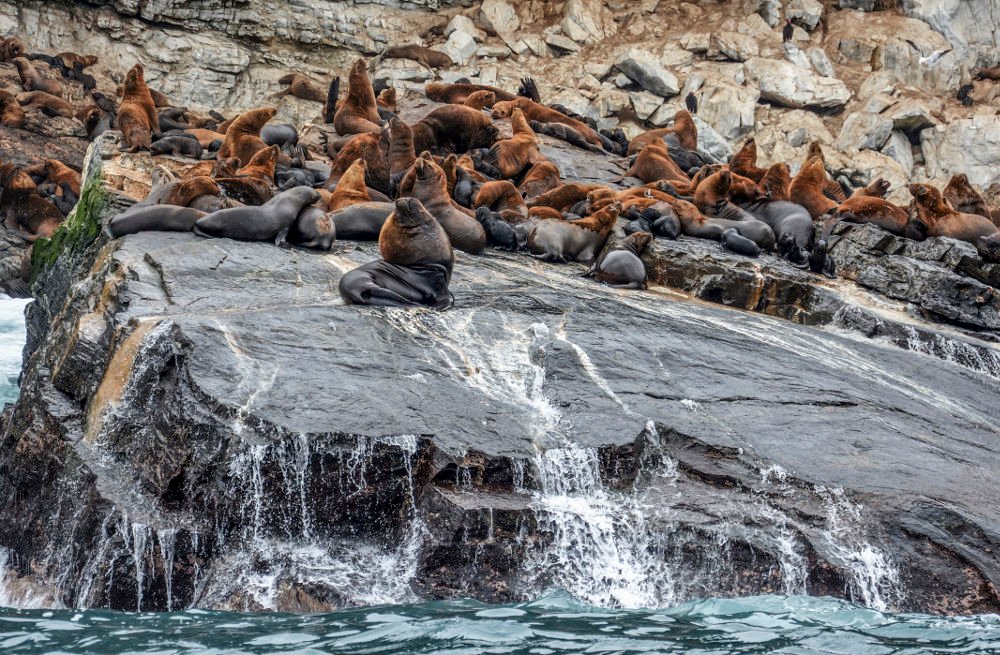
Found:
[744,57,851,109]
[921,115,1000,188]
[616,49,680,98]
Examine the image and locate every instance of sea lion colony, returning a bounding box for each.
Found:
[2,37,1000,306]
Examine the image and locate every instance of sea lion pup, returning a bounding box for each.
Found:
[463,90,496,110]
[720,228,762,257]
[492,97,604,149]
[0,91,26,128]
[474,207,518,250]
[627,110,697,155]
[975,66,1000,81]
[334,59,382,135]
[236,144,279,183]
[831,196,910,236]
[585,231,652,290]
[486,108,539,178]
[194,186,319,243]
[41,160,81,198]
[623,139,689,185]
[217,107,277,166]
[116,64,160,152]
[383,45,454,69]
[274,73,326,102]
[108,205,208,237]
[13,58,61,97]
[327,158,370,211]
[906,183,1000,255]
[943,173,995,225]
[410,104,498,154]
[323,76,340,124]
[57,52,97,70]
[339,198,455,309]
[852,178,891,199]
[730,138,767,183]
[425,82,518,104]
[261,123,298,148]
[0,37,25,62]
[474,180,528,222]
[790,157,840,220]
[518,160,560,199]
[527,201,621,264]
[410,156,487,254]
[150,135,204,158]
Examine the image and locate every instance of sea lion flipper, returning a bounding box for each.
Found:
[275,227,291,248]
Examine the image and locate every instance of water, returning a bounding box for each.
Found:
[0,593,997,654]
[0,297,28,405]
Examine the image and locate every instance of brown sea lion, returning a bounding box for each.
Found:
[326,129,390,194]
[384,45,454,69]
[528,206,564,220]
[184,127,226,149]
[975,66,1000,81]
[474,180,528,222]
[275,73,326,103]
[117,64,160,152]
[760,163,791,201]
[0,37,25,63]
[0,166,64,239]
[409,155,487,254]
[163,176,221,207]
[518,160,561,199]
[730,138,767,183]
[464,90,496,110]
[833,196,909,235]
[425,82,518,105]
[527,201,622,264]
[627,110,697,155]
[488,108,540,178]
[492,97,603,148]
[334,59,382,135]
[790,157,839,220]
[57,52,97,70]
[623,138,688,185]
[339,197,455,309]
[13,58,61,97]
[15,90,74,118]
[851,178,891,199]
[526,183,604,211]
[0,90,25,128]
[906,183,1000,258]
[411,104,498,154]
[585,231,652,289]
[42,160,81,197]
[377,87,397,114]
[236,144,279,183]
[943,174,995,226]
[328,158,371,211]
[217,107,277,166]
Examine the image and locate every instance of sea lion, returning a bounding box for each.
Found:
[740,199,814,265]
[377,87,398,115]
[518,160,561,199]
[325,130,391,195]
[261,124,298,148]
[286,205,335,250]
[117,64,160,152]
[585,231,652,289]
[236,144,279,183]
[851,178,891,199]
[194,186,320,243]
[57,52,97,70]
[108,205,207,237]
[384,45,453,69]
[334,59,382,135]
[13,58,61,96]
[0,37,25,63]
[163,176,221,208]
[411,105,499,155]
[327,201,395,240]
[150,135,204,158]
[0,166,64,239]
[425,82,518,104]
[339,198,455,309]
[975,66,1000,81]
[943,173,995,226]
[387,116,415,189]
[42,160,81,197]
[528,120,603,153]
[668,196,770,252]
[487,108,539,178]
[275,73,326,102]
[409,156,487,254]
[627,110,697,154]
[906,183,1000,258]
[217,107,277,166]
[464,90,496,110]
[730,138,767,183]
[833,196,909,235]
[183,127,227,149]
[623,139,689,185]
[721,228,761,257]
[492,97,604,148]
[0,90,25,128]
[790,157,839,220]
[760,163,791,201]
[526,183,604,211]
[15,90,74,118]
[474,180,528,222]
[475,207,518,250]
[323,76,340,124]
[327,158,371,211]
[527,201,621,264]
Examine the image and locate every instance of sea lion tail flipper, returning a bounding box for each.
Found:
[275,227,291,249]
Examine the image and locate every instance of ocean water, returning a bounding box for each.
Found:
[0,593,998,655]
[0,297,29,406]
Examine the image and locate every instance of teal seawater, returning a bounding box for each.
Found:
[0,594,998,655]
[0,298,28,406]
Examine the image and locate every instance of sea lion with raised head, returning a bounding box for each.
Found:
[790,157,840,220]
[410,155,487,254]
[117,64,160,152]
[492,97,604,149]
[627,109,697,155]
[194,186,320,243]
[943,173,996,226]
[334,59,382,135]
[585,231,652,289]
[486,108,539,178]
[217,107,276,166]
[906,183,1000,259]
[730,138,767,183]
[13,58,61,96]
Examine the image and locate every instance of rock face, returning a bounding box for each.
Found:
[1,133,999,615]
[616,49,680,98]
[920,116,1000,188]
[744,57,852,109]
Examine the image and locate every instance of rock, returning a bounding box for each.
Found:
[615,49,680,98]
[837,0,876,9]
[758,0,782,27]
[881,130,915,176]
[522,35,549,58]
[883,100,936,134]
[545,34,580,55]
[902,0,1000,69]
[593,89,630,117]
[691,115,734,161]
[836,112,894,152]
[476,45,511,59]
[478,0,519,36]
[695,83,760,142]
[630,91,663,121]
[920,115,1000,189]
[679,31,710,54]
[783,43,814,70]
[585,60,613,79]
[744,57,851,109]
[441,30,478,66]
[681,73,706,95]
[447,15,486,41]
[806,47,835,77]
[560,0,617,45]
[786,0,823,31]
[707,31,760,62]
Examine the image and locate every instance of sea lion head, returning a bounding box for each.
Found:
[908,183,935,205]
[491,101,515,119]
[388,115,409,137]
[12,57,28,74]
[977,233,1000,262]
[414,155,442,183]
[125,63,145,88]
[393,197,434,227]
[350,58,368,78]
[626,230,653,254]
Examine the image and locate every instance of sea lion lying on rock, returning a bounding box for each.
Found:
[194,186,320,243]
[585,231,652,289]
[527,202,621,264]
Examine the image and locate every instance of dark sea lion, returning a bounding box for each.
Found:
[410,155,487,254]
[627,109,697,155]
[150,135,204,158]
[57,52,97,69]
[328,201,395,240]
[13,58,61,96]
[194,186,320,242]
[529,120,603,153]
[261,123,299,148]
[117,64,160,152]
[387,116,415,190]
[721,227,761,257]
[217,107,276,166]
[323,76,340,124]
[411,104,498,154]
[384,45,453,69]
[335,58,382,135]
[740,199,813,264]
[288,205,336,250]
[493,98,603,148]
[275,73,326,102]
[585,231,652,289]
[527,201,621,264]
[425,82,518,104]
[339,198,455,309]
[108,205,207,237]
[975,66,1000,81]
[474,207,518,251]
